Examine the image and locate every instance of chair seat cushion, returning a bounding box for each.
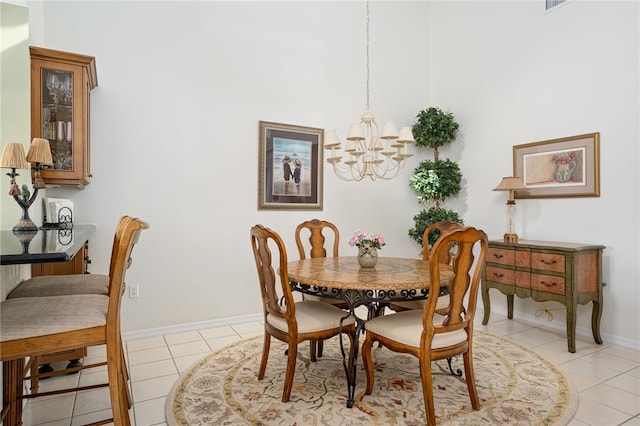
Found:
[390,294,450,311]
[365,310,467,349]
[0,294,108,342]
[7,274,109,298]
[302,294,348,306]
[267,300,355,334]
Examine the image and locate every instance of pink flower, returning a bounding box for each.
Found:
[348,231,386,249]
[552,151,577,165]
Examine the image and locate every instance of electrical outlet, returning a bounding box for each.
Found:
[129,284,139,299]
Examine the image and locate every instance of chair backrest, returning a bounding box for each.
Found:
[422,226,487,338]
[295,219,339,259]
[251,224,296,324]
[106,216,149,328]
[422,220,463,263]
[108,215,134,279]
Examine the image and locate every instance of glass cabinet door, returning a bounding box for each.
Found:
[41,68,74,170]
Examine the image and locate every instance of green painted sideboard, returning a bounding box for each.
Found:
[481,239,605,353]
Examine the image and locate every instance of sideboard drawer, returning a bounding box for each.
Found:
[486,266,514,285]
[531,273,566,295]
[487,247,514,266]
[531,252,565,273]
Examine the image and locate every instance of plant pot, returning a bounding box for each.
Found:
[358,245,378,268]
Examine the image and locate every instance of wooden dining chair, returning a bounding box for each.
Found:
[250,224,355,402]
[386,220,462,313]
[0,216,148,426]
[294,219,349,357]
[361,226,488,425]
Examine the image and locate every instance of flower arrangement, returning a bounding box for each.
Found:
[348,231,386,250]
[552,151,577,165]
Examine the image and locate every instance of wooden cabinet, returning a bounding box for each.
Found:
[30,46,98,188]
[31,241,90,276]
[481,239,605,353]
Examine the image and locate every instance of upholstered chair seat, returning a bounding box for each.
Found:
[7,274,109,298]
[1,294,108,344]
[266,300,355,334]
[365,310,467,349]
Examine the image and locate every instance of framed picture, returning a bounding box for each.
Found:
[258,121,323,210]
[513,132,600,199]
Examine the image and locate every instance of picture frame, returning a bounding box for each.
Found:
[513,132,600,199]
[258,121,323,210]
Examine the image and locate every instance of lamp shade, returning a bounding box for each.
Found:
[493,176,527,191]
[0,142,28,169]
[324,130,342,148]
[397,126,415,143]
[346,123,365,140]
[380,122,399,140]
[26,138,53,165]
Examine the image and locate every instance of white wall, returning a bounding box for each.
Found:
[1,1,31,232]
[1,2,32,298]
[23,0,432,330]
[12,0,640,348]
[427,0,639,348]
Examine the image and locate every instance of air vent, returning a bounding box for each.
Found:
[546,0,570,11]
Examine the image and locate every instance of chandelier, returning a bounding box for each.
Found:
[325,1,414,181]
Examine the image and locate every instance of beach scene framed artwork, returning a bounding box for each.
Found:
[258,121,323,210]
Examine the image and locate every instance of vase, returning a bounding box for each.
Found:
[555,161,576,183]
[357,244,378,268]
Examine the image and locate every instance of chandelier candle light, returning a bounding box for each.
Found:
[493,176,528,243]
[324,0,414,181]
[1,139,53,233]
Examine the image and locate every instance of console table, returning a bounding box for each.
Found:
[0,225,95,266]
[481,239,605,353]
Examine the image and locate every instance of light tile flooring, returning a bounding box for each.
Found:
[20,311,640,426]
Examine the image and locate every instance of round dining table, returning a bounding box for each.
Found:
[287,256,452,408]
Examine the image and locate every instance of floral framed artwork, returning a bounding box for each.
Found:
[513,132,600,199]
[258,121,323,210]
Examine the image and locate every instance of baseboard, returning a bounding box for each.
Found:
[121,312,263,341]
[481,307,640,351]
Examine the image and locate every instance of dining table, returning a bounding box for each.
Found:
[287,256,453,408]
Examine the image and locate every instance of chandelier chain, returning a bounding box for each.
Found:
[366,0,370,111]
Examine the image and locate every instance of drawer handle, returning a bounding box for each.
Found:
[540,280,557,287]
[540,259,557,265]
[492,253,504,259]
[492,272,504,278]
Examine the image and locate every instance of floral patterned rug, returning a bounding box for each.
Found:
[165,331,578,425]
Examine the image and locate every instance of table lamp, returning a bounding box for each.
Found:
[27,138,54,189]
[493,176,527,243]
[1,139,53,233]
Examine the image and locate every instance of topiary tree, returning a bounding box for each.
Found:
[408,107,464,247]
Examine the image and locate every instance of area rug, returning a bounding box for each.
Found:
[166,330,578,425]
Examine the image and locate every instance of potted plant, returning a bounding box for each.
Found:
[408,107,464,247]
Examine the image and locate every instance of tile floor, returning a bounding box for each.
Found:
[20,311,640,426]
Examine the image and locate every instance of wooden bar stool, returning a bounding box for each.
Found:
[0,216,148,426]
